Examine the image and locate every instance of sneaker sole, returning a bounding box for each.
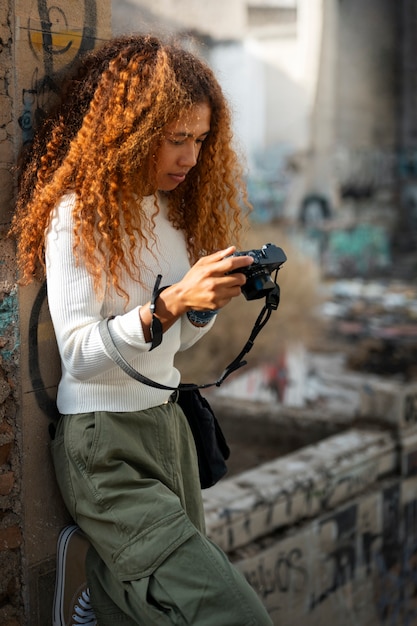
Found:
[52,524,80,626]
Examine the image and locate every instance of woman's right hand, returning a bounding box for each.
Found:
[139,246,253,340]
[173,246,253,312]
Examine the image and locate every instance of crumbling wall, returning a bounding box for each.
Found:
[0,2,110,624]
[205,380,417,625]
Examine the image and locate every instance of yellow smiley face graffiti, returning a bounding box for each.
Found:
[27,1,94,69]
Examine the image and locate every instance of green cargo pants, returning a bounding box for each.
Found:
[51,401,273,625]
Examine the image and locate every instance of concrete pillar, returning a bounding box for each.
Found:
[304,0,339,208]
[0,2,110,624]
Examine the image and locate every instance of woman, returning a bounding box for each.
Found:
[11,35,273,625]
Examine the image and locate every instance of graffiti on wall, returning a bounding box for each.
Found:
[374,485,417,625]
[244,547,308,609]
[238,481,417,624]
[405,393,417,427]
[19,0,97,144]
[334,147,417,191]
[335,147,397,191]
[18,2,99,416]
[323,224,391,277]
[0,288,20,362]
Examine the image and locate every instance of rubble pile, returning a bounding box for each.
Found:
[321,279,417,380]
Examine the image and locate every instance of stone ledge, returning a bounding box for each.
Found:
[229,475,417,625]
[204,428,397,552]
[359,379,417,429]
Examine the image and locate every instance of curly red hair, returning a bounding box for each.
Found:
[11,34,250,299]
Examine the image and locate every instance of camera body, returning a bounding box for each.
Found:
[229,243,287,300]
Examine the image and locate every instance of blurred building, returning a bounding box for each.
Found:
[112,0,322,222]
[113,0,417,262]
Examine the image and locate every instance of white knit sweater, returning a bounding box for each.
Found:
[45,192,213,414]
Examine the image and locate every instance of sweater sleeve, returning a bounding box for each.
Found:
[178,314,216,352]
[45,194,152,381]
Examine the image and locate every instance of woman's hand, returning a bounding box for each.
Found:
[173,246,253,312]
[139,246,253,340]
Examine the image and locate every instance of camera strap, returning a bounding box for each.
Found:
[99,280,281,392]
[214,282,280,386]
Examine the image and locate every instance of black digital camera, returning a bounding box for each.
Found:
[229,243,287,301]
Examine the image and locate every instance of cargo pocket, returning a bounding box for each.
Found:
[111,509,197,582]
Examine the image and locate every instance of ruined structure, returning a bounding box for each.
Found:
[2,1,417,624]
[205,380,417,625]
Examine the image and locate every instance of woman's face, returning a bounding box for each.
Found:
[154,102,211,192]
